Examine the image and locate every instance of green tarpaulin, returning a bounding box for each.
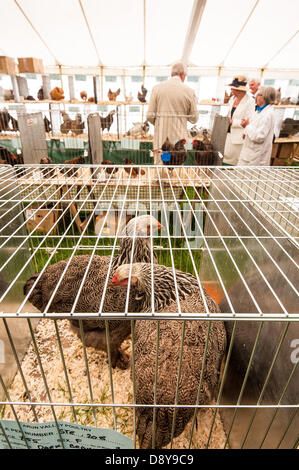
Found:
[0,139,196,165]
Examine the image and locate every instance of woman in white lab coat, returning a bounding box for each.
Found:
[238,86,276,166]
[223,76,255,165]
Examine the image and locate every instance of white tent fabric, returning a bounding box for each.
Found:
[0,0,298,76]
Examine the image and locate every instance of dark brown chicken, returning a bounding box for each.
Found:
[0,147,24,177]
[24,216,161,368]
[37,87,44,100]
[279,118,299,137]
[108,88,120,101]
[0,146,16,165]
[0,110,18,132]
[9,115,19,132]
[80,91,87,101]
[44,116,51,133]
[137,84,147,103]
[111,263,227,448]
[171,138,187,166]
[123,158,145,178]
[61,156,85,177]
[0,110,11,132]
[192,139,214,165]
[40,156,55,178]
[161,137,174,152]
[71,113,85,136]
[160,137,174,165]
[102,160,118,176]
[100,110,115,133]
[60,112,72,134]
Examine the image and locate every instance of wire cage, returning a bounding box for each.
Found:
[0,102,224,168]
[0,164,298,449]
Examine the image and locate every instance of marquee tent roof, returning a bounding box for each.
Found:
[0,0,298,77]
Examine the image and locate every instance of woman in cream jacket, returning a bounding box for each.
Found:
[223,76,255,165]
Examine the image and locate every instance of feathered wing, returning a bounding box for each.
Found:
[24,255,128,327]
[134,315,226,448]
[132,264,226,448]
[137,264,201,312]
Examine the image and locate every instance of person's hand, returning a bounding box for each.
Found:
[241,118,249,128]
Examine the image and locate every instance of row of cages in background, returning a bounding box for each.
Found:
[1,100,299,138]
[0,104,227,167]
[0,165,298,449]
[1,72,299,106]
[0,104,298,169]
[0,101,224,139]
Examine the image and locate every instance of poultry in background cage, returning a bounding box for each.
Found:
[161,137,187,168]
[126,121,150,139]
[50,87,65,100]
[60,111,72,134]
[40,156,55,178]
[80,90,88,101]
[108,88,120,101]
[137,84,147,103]
[100,110,116,133]
[71,113,85,136]
[123,158,145,177]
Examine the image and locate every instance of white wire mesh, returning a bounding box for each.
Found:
[0,164,298,449]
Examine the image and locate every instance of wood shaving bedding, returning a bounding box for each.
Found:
[2,318,227,449]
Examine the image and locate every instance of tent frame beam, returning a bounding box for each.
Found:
[181,0,207,64]
[218,0,260,68]
[78,0,103,67]
[13,0,59,66]
[263,30,298,70]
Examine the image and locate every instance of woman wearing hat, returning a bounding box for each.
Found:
[223,75,255,165]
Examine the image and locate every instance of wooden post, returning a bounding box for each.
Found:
[93,75,100,104]
[100,66,104,101]
[16,76,29,99]
[42,75,51,99]
[10,75,20,102]
[68,75,75,101]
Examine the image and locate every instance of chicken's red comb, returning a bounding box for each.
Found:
[111,274,118,283]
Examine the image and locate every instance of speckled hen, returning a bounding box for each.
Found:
[24,215,161,368]
[111,263,227,448]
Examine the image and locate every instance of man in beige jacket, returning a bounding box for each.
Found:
[146,62,199,164]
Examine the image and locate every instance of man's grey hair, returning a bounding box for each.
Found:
[171,62,188,77]
[258,86,276,104]
[249,77,261,86]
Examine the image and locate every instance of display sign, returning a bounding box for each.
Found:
[0,420,133,449]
